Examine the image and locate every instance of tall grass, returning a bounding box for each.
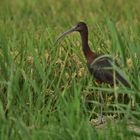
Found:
[0,0,140,139]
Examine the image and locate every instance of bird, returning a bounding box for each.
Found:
[55,22,130,124]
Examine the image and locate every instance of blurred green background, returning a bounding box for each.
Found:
[0,0,140,140]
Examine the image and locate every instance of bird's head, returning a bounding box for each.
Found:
[55,22,88,43]
[74,22,88,32]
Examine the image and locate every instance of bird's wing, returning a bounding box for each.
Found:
[88,56,114,85]
[88,56,130,87]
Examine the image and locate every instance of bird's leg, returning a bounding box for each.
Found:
[98,91,104,124]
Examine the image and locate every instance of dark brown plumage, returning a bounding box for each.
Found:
[56,22,130,87]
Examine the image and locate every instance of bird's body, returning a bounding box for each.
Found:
[56,21,130,124]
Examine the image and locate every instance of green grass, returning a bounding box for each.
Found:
[0,0,140,139]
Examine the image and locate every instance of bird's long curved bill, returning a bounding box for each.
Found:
[54,26,76,45]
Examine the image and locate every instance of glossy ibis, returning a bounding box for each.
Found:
[56,22,130,124]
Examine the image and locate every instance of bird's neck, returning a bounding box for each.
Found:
[80,31,96,63]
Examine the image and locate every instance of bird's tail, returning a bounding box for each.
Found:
[116,72,130,88]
